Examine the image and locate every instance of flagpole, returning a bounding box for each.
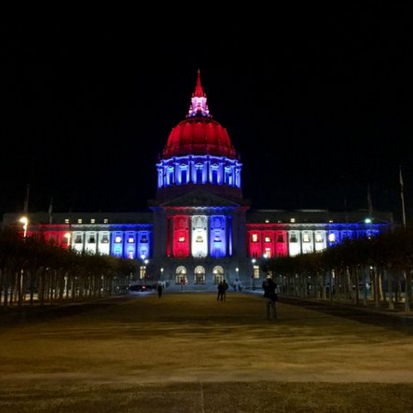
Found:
[399,165,406,228]
[48,197,53,225]
[23,184,30,216]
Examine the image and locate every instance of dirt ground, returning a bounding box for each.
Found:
[1,291,413,413]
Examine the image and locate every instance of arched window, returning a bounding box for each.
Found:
[212,265,225,284]
[175,266,187,285]
[194,266,205,284]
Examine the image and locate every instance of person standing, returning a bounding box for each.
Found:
[157,282,163,298]
[262,274,278,319]
[222,279,229,301]
[217,281,225,301]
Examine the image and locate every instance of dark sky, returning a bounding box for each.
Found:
[1,6,413,225]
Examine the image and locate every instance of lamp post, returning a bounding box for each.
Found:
[64,232,71,249]
[160,267,164,281]
[19,216,28,239]
[251,258,256,290]
[19,217,29,303]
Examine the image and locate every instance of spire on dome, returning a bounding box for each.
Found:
[187,69,211,118]
[194,68,204,97]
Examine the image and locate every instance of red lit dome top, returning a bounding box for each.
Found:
[162,70,236,159]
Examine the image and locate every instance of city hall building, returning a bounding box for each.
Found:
[2,70,393,290]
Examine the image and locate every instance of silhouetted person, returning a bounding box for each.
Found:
[157,283,163,298]
[217,281,225,301]
[262,274,278,319]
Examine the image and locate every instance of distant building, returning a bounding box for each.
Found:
[2,70,393,290]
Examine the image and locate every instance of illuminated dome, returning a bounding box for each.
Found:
[162,70,236,159]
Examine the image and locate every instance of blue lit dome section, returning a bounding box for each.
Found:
[156,70,243,201]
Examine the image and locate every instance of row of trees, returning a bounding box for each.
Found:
[265,226,413,312]
[0,228,139,307]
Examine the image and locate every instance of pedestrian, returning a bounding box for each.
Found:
[217,280,225,301]
[262,274,278,319]
[157,282,163,298]
[222,279,229,301]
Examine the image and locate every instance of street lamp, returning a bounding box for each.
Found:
[140,254,149,282]
[19,216,28,238]
[251,258,256,290]
[64,232,71,249]
[160,267,164,280]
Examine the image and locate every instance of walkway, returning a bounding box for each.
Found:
[1,291,413,412]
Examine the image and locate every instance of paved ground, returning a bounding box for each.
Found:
[1,291,413,412]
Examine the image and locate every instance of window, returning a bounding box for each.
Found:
[290,235,297,243]
[315,233,323,243]
[328,233,336,243]
[214,236,221,242]
[277,234,284,243]
[77,219,82,224]
[115,236,122,243]
[90,219,95,224]
[128,236,134,243]
[252,234,258,242]
[101,235,109,243]
[64,219,70,224]
[178,236,185,242]
[141,236,148,243]
[75,235,82,244]
[103,219,109,224]
[196,235,203,243]
[264,236,271,243]
[303,233,310,243]
[88,235,96,243]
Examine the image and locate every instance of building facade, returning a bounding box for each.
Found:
[2,70,394,290]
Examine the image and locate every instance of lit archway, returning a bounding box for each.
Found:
[175,266,187,285]
[194,266,205,285]
[212,265,224,284]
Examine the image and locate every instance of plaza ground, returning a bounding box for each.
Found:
[1,290,413,412]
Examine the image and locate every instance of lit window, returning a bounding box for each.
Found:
[64,219,70,224]
[264,236,271,243]
[115,236,122,243]
[178,236,185,242]
[103,219,108,224]
[303,233,310,243]
[77,219,82,224]
[196,235,203,243]
[252,234,258,242]
[127,237,134,243]
[315,233,323,243]
[328,233,336,243]
[214,236,221,242]
[91,219,95,224]
[290,218,296,223]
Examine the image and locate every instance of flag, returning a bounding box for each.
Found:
[399,165,404,192]
[48,197,53,224]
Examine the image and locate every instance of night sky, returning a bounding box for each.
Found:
[1,7,412,225]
